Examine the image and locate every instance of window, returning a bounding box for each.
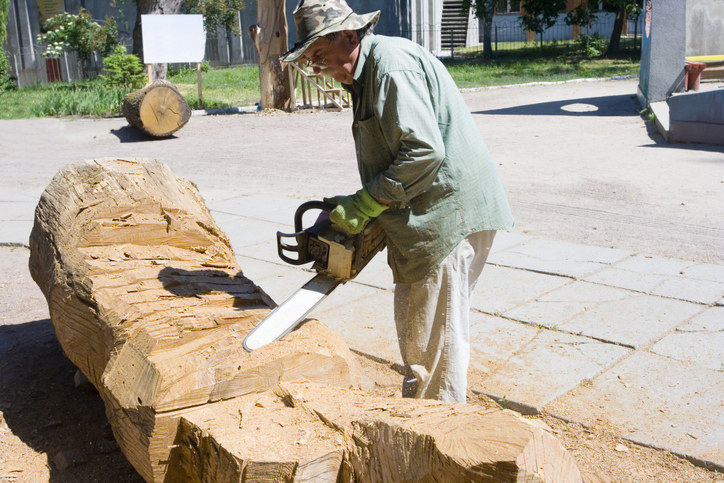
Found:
[496,0,521,14]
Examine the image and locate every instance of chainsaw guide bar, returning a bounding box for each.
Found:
[242,201,385,352]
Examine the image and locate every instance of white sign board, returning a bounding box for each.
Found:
[142,14,205,64]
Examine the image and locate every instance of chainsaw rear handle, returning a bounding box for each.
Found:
[277,200,336,265]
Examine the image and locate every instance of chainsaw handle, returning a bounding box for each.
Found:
[277,201,336,265]
[293,200,336,232]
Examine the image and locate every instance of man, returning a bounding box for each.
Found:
[280,0,514,404]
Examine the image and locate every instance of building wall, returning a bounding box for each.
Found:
[687,0,724,56]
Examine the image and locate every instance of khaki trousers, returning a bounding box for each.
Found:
[393,230,495,403]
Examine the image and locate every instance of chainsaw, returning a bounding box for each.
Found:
[242,200,386,352]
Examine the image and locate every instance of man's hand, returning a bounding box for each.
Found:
[324,188,387,235]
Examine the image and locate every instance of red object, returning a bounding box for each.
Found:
[45,58,62,82]
[684,61,707,91]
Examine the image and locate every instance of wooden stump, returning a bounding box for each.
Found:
[28,158,358,481]
[29,158,582,483]
[122,80,192,137]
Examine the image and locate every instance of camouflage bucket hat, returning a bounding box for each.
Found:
[279,0,380,63]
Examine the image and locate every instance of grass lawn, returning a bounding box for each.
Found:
[0,44,640,119]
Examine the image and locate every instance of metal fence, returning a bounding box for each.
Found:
[429,14,644,58]
[7,12,643,87]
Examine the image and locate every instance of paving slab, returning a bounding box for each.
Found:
[545,351,724,469]
[649,307,724,372]
[489,238,632,278]
[207,194,304,225]
[468,312,539,376]
[650,276,724,305]
[503,280,631,328]
[585,256,724,305]
[583,253,694,292]
[477,329,631,413]
[488,230,530,253]
[558,292,703,349]
[472,264,572,315]
[0,247,48,325]
[312,287,400,364]
[676,306,724,332]
[0,220,33,246]
[212,213,289,250]
[347,250,394,291]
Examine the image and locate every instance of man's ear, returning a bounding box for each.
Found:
[341,29,359,49]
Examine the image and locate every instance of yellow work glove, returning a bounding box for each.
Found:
[324,188,387,235]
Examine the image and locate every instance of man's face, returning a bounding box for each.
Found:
[303,30,360,84]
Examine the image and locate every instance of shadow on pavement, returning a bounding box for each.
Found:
[110,125,177,143]
[474,94,639,117]
[0,320,143,482]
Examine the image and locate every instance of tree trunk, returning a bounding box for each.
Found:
[250,0,292,110]
[122,79,192,137]
[606,6,626,55]
[132,0,184,81]
[29,158,582,482]
[483,0,494,60]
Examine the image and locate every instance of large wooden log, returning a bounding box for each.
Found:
[29,158,582,482]
[122,79,192,137]
[28,158,357,481]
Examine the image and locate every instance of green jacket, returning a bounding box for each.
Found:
[348,34,514,283]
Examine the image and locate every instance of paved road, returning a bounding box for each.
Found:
[1,77,723,474]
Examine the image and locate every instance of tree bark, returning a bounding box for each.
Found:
[122,79,192,137]
[250,0,292,110]
[29,158,582,482]
[483,0,494,60]
[606,6,626,55]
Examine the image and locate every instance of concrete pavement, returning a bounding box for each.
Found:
[1,77,723,474]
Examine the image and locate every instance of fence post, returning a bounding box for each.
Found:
[449,29,454,59]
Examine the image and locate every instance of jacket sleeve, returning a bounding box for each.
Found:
[364,69,446,204]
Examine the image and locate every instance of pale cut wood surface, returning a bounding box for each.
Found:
[122,79,192,137]
[28,158,358,481]
[167,381,583,482]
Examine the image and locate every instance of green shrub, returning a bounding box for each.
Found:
[100,45,147,89]
[37,8,118,62]
[578,33,607,58]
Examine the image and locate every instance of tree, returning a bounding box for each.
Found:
[462,0,495,60]
[250,0,290,110]
[565,4,597,33]
[36,9,119,77]
[602,0,642,55]
[182,0,244,35]
[518,0,566,46]
[0,0,13,89]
